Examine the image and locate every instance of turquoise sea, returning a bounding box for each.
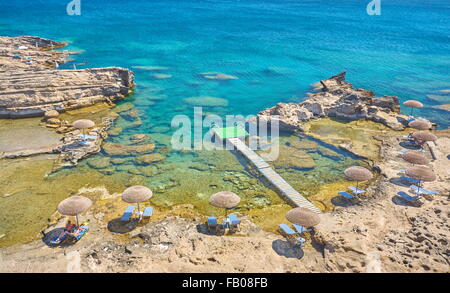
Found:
[1,0,449,124]
[0,0,450,245]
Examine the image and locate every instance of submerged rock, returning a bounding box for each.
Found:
[130,134,149,143]
[135,153,165,165]
[87,156,111,169]
[267,145,316,170]
[152,73,172,80]
[199,72,238,80]
[183,96,229,107]
[114,102,135,113]
[102,142,155,156]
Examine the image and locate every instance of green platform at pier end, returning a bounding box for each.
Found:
[212,126,249,140]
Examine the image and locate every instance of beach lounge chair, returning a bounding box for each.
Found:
[76,134,97,140]
[338,191,355,200]
[294,237,306,247]
[400,176,421,184]
[293,224,310,234]
[71,224,89,241]
[349,186,366,194]
[397,191,422,206]
[279,224,297,236]
[143,206,153,218]
[410,185,439,195]
[228,214,241,230]
[207,217,218,232]
[120,205,135,221]
[51,231,69,244]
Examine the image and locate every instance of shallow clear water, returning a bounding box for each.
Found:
[0,0,449,246]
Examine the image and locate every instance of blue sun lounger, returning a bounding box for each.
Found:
[349,186,366,194]
[397,191,422,205]
[72,225,89,241]
[121,205,135,221]
[400,176,421,184]
[142,206,153,218]
[51,231,69,244]
[410,185,439,195]
[207,217,218,231]
[77,134,98,140]
[293,224,310,234]
[229,214,241,229]
[295,237,306,247]
[338,191,355,200]
[279,224,305,247]
[279,224,297,235]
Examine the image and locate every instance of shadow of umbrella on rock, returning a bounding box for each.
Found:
[107,218,139,234]
[272,239,304,259]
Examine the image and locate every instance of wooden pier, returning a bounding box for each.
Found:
[226,137,321,213]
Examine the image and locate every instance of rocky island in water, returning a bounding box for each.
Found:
[0,36,449,274]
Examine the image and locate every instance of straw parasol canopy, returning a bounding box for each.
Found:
[401,151,430,165]
[122,185,153,203]
[405,166,436,182]
[72,119,95,129]
[403,100,423,108]
[57,196,92,226]
[209,191,240,209]
[411,131,438,142]
[403,100,423,116]
[408,120,431,130]
[286,207,321,228]
[344,166,373,181]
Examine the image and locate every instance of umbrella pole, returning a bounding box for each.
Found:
[137,202,140,214]
[76,214,79,227]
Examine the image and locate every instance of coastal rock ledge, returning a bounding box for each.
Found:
[0,36,134,118]
[257,72,408,131]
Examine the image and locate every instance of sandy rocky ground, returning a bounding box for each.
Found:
[0,135,448,273]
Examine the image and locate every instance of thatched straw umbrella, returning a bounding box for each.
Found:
[286,207,320,228]
[403,100,423,116]
[57,196,92,226]
[408,120,431,130]
[209,191,240,216]
[72,119,95,140]
[344,166,373,190]
[411,131,437,142]
[122,185,153,214]
[405,166,436,187]
[401,151,430,165]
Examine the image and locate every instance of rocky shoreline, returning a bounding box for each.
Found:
[0,36,135,166]
[257,72,412,131]
[0,36,134,118]
[0,131,448,272]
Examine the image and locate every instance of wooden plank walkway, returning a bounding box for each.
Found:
[227,137,321,213]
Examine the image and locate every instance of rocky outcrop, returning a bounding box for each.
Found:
[0,36,134,118]
[257,72,408,131]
